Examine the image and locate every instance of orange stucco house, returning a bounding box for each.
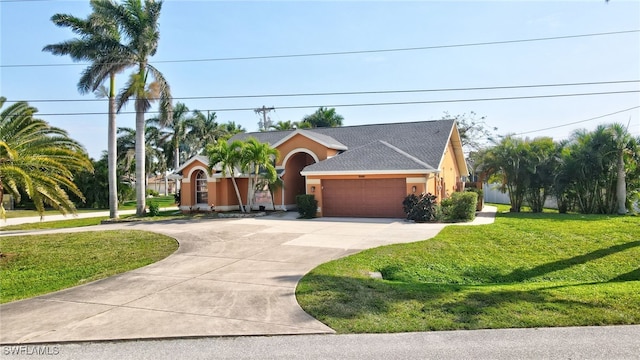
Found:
[175,119,468,218]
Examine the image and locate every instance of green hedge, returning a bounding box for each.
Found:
[296,194,318,219]
[441,192,477,222]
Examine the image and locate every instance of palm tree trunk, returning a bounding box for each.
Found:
[135,97,146,216]
[616,152,627,214]
[230,173,245,212]
[246,173,254,213]
[108,73,119,219]
[174,138,180,192]
[0,180,5,219]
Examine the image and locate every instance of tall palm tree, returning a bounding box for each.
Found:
[242,138,279,213]
[302,107,344,128]
[190,110,225,155]
[607,123,634,214]
[0,97,93,219]
[95,0,173,216]
[148,102,194,191]
[206,140,246,212]
[117,124,165,190]
[43,0,128,219]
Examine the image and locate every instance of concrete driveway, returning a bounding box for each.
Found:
[0,207,496,344]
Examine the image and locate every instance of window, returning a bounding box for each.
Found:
[195,170,208,204]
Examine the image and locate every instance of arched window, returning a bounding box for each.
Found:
[195,170,208,204]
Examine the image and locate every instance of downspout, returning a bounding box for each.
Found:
[281,177,286,211]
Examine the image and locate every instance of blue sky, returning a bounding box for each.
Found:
[1,0,639,159]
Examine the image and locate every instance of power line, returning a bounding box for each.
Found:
[3,29,638,68]
[516,106,640,135]
[14,89,640,117]
[0,0,52,2]
[6,80,639,104]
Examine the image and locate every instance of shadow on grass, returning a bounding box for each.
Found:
[497,211,619,222]
[294,273,620,331]
[610,267,640,282]
[500,240,640,283]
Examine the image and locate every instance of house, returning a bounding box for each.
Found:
[175,119,468,218]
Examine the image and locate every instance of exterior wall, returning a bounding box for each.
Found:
[438,141,463,201]
[215,178,249,211]
[276,133,331,166]
[178,158,252,212]
[305,173,429,217]
[179,159,208,208]
[283,152,315,206]
[275,134,330,210]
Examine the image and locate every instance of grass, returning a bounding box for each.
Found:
[296,204,640,333]
[0,230,178,304]
[3,195,177,219]
[0,210,187,231]
[120,195,177,210]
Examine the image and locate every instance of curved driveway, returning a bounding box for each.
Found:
[0,207,496,344]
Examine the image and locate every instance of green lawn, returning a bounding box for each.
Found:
[120,195,177,210]
[0,230,178,303]
[0,210,186,231]
[3,195,177,219]
[296,206,640,332]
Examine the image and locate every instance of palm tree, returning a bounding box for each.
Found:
[148,102,194,191]
[607,123,634,214]
[0,97,93,219]
[95,0,173,216]
[218,121,246,137]
[190,110,225,156]
[302,107,344,128]
[242,138,279,212]
[117,124,165,192]
[270,120,295,131]
[476,136,529,212]
[206,140,246,212]
[43,0,128,220]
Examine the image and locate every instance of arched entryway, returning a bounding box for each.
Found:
[281,151,317,208]
[193,169,208,205]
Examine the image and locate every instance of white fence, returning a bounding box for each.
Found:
[482,183,558,209]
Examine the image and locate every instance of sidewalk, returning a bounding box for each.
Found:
[1,207,179,227]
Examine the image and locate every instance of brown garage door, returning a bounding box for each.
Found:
[322,179,406,218]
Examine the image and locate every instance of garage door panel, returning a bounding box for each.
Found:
[322,179,406,218]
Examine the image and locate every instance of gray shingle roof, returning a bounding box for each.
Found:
[231,120,455,173]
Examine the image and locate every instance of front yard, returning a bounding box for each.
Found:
[296,206,640,332]
[0,231,178,303]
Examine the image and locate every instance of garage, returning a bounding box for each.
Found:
[321,179,407,218]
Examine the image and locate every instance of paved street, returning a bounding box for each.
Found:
[3,325,639,360]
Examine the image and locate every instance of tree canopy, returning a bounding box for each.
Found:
[0,97,93,218]
[301,107,344,128]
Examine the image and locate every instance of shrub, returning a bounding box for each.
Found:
[465,187,483,199]
[465,187,484,211]
[147,202,160,217]
[441,192,477,222]
[174,190,181,206]
[402,193,438,222]
[146,189,159,197]
[296,194,318,219]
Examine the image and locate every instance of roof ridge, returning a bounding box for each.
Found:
[240,119,455,137]
[379,140,435,169]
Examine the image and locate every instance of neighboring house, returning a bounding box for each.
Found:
[175,119,468,218]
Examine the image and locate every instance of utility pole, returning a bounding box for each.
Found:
[255,106,275,131]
